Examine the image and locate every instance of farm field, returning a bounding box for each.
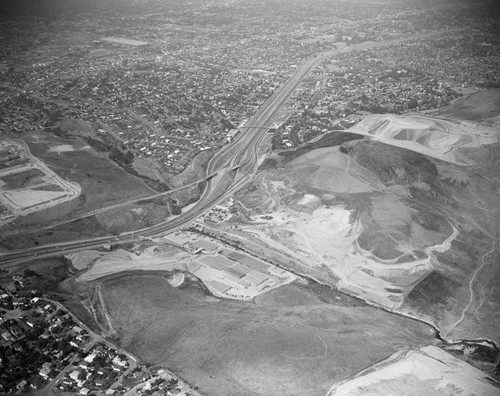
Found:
[101,273,435,396]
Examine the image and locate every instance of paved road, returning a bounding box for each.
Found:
[0,140,81,228]
[34,297,138,396]
[0,30,455,268]
[0,169,220,240]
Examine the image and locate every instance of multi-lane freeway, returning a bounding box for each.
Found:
[0,30,455,268]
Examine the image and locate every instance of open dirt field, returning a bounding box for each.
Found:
[29,140,154,210]
[0,140,81,223]
[231,203,456,308]
[228,135,460,308]
[227,119,500,344]
[78,246,189,282]
[102,274,434,396]
[0,134,157,242]
[328,346,499,396]
[65,250,104,270]
[49,144,78,153]
[3,188,71,208]
[348,113,499,165]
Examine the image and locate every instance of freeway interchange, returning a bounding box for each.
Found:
[0,30,453,269]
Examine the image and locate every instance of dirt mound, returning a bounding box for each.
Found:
[348,113,500,165]
[227,123,500,343]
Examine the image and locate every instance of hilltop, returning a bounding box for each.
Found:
[438,88,500,123]
[220,100,500,347]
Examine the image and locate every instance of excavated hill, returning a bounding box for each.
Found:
[227,114,500,345]
[347,113,499,166]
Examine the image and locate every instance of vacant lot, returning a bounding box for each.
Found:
[0,169,45,190]
[328,346,499,396]
[0,134,157,238]
[33,145,154,209]
[102,274,434,396]
[4,189,69,209]
[0,215,106,250]
[0,198,173,249]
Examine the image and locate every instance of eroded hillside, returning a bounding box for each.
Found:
[214,102,500,345]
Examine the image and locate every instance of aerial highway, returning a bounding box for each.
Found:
[0,29,455,268]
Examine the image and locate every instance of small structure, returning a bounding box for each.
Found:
[16,380,28,392]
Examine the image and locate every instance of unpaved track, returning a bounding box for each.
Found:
[446,237,499,336]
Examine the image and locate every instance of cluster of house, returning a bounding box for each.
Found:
[272,30,497,151]
[0,143,29,170]
[200,205,233,225]
[0,286,84,393]
[1,275,199,396]
[3,0,416,173]
[4,0,493,178]
[124,370,192,396]
[57,343,131,394]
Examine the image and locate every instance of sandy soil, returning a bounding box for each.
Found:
[49,144,76,153]
[3,189,71,208]
[229,118,500,344]
[166,272,185,287]
[245,206,426,307]
[348,113,499,165]
[0,140,81,221]
[78,247,190,282]
[328,346,499,396]
[65,250,105,270]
